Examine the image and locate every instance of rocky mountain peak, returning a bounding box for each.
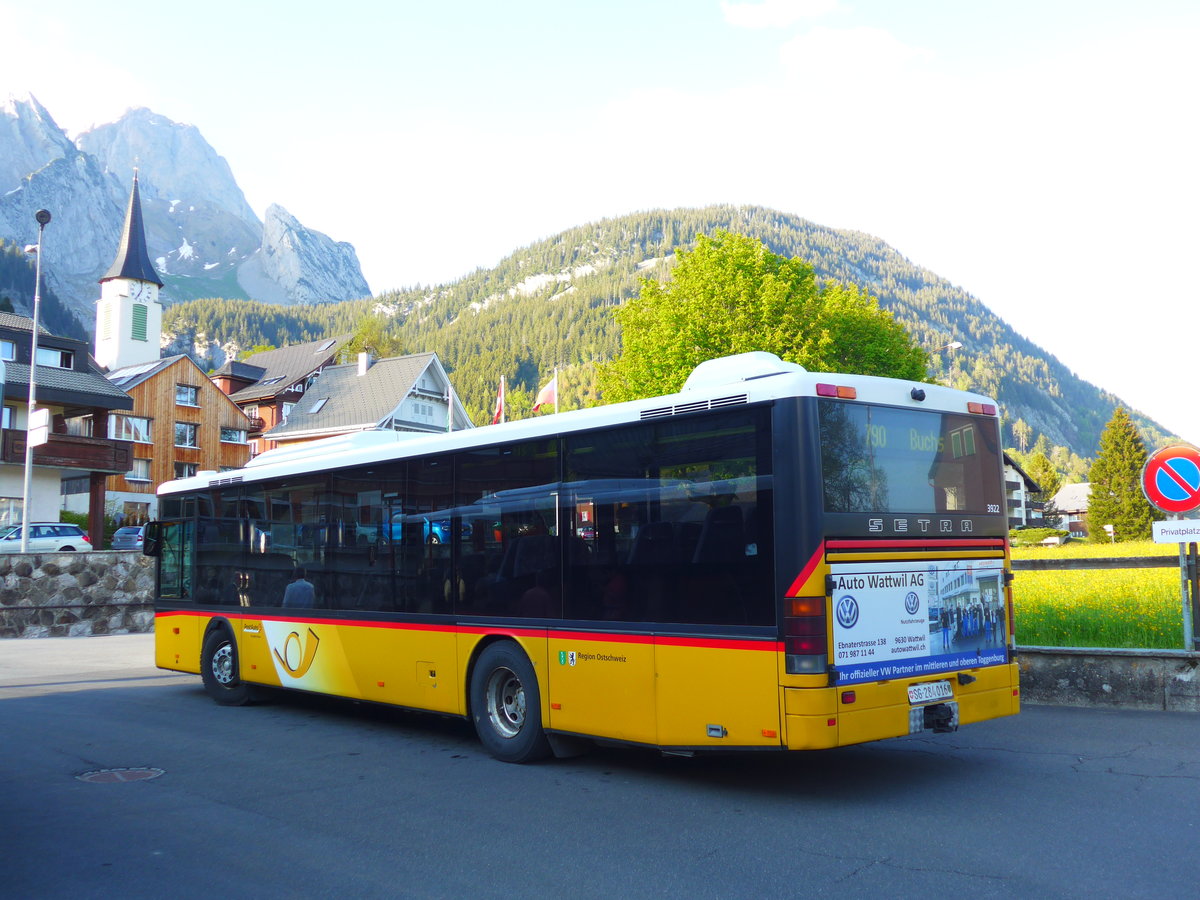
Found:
[237,204,372,305]
[0,92,75,194]
[0,98,371,324]
[78,108,259,228]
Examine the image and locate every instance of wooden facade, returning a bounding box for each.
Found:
[107,357,252,508]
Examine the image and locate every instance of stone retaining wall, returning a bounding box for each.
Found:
[0,551,155,639]
[1016,647,1200,713]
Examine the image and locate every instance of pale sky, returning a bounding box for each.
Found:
[2,0,1197,447]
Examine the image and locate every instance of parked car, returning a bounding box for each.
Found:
[111,525,146,550]
[0,522,92,552]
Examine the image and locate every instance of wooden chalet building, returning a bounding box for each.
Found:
[212,334,351,457]
[95,355,252,521]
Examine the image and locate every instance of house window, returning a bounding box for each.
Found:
[1,406,13,429]
[174,461,198,479]
[0,497,24,528]
[61,476,89,496]
[174,422,198,447]
[131,303,148,342]
[281,402,295,424]
[244,405,259,419]
[35,347,73,368]
[109,415,152,443]
[176,384,200,406]
[220,427,247,443]
[0,341,14,361]
[310,398,328,414]
[128,458,152,482]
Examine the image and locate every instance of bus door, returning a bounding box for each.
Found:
[153,518,199,672]
[550,480,659,745]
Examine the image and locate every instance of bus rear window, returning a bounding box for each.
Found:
[818,400,1003,514]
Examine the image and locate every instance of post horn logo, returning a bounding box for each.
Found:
[273,628,321,677]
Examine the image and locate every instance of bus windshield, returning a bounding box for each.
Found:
[818,400,1003,514]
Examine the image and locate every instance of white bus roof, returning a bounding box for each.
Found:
[161,352,998,496]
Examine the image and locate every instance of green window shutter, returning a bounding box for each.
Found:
[131,303,148,342]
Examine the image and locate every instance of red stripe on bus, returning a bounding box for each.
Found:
[786,545,826,597]
[155,611,780,651]
[825,538,1005,550]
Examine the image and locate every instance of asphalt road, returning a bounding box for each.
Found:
[1,635,1197,899]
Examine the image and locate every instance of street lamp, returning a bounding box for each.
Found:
[21,209,51,554]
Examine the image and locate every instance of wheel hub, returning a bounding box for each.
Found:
[485,667,525,738]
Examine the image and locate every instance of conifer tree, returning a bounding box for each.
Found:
[1087,407,1159,541]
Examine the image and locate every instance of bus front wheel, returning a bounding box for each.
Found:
[470,642,551,763]
[201,628,252,706]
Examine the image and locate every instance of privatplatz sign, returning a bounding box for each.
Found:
[1141,445,1200,514]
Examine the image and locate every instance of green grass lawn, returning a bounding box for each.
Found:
[1010,541,1191,649]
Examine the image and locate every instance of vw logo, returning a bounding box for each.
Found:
[904,591,920,615]
[835,595,860,629]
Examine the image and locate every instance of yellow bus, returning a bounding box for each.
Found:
[147,352,1018,762]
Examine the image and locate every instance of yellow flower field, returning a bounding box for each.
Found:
[1010,541,1191,649]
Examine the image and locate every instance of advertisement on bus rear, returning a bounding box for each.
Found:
[829,560,1008,685]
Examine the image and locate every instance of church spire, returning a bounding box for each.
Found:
[101,170,162,287]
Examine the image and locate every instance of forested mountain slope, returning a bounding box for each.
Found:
[163,205,1167,457]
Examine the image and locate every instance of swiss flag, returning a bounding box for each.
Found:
[532,374,557,413]
[491,378,505,424]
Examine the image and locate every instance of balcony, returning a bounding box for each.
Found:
[2,430,133,474]
[246,416,266,434]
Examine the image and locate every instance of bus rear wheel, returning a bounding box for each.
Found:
[470,642,551,763]
[201,628,252,706]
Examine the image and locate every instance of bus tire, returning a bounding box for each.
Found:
[470,642,551,763]
[201,627,252,706]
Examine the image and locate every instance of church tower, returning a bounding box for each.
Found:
[95,171,163,370]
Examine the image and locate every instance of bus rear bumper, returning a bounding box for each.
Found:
[783,662,1020,750]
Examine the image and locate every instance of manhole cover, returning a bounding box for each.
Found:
[76,767,164,783]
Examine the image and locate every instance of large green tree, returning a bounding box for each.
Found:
[596,231,928,402]
[1087,407,1160,542]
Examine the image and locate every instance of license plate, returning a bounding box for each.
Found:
[908,680,953,705]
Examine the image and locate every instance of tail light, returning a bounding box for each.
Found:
[816,383,857,399]
[82,533,91,543]
[784,596,827,674]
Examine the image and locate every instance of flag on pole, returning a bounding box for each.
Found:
[532,370,558,414]
[492,375,505,425]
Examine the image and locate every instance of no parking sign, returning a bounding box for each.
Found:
[1142,445,1200,514]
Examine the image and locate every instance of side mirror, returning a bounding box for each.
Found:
[142,522,162,557]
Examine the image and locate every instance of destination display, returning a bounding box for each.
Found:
[830,559,1008,686]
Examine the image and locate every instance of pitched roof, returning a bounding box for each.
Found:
[264,352,438,439]
[1052,482,1092,512]
[1003,453,1042,494]
[100,172,163,287]
[227,334,352,403]
[3,360,133,411]
[105,354,189,391]
[0,312,50,334]
[211,360,266,382]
